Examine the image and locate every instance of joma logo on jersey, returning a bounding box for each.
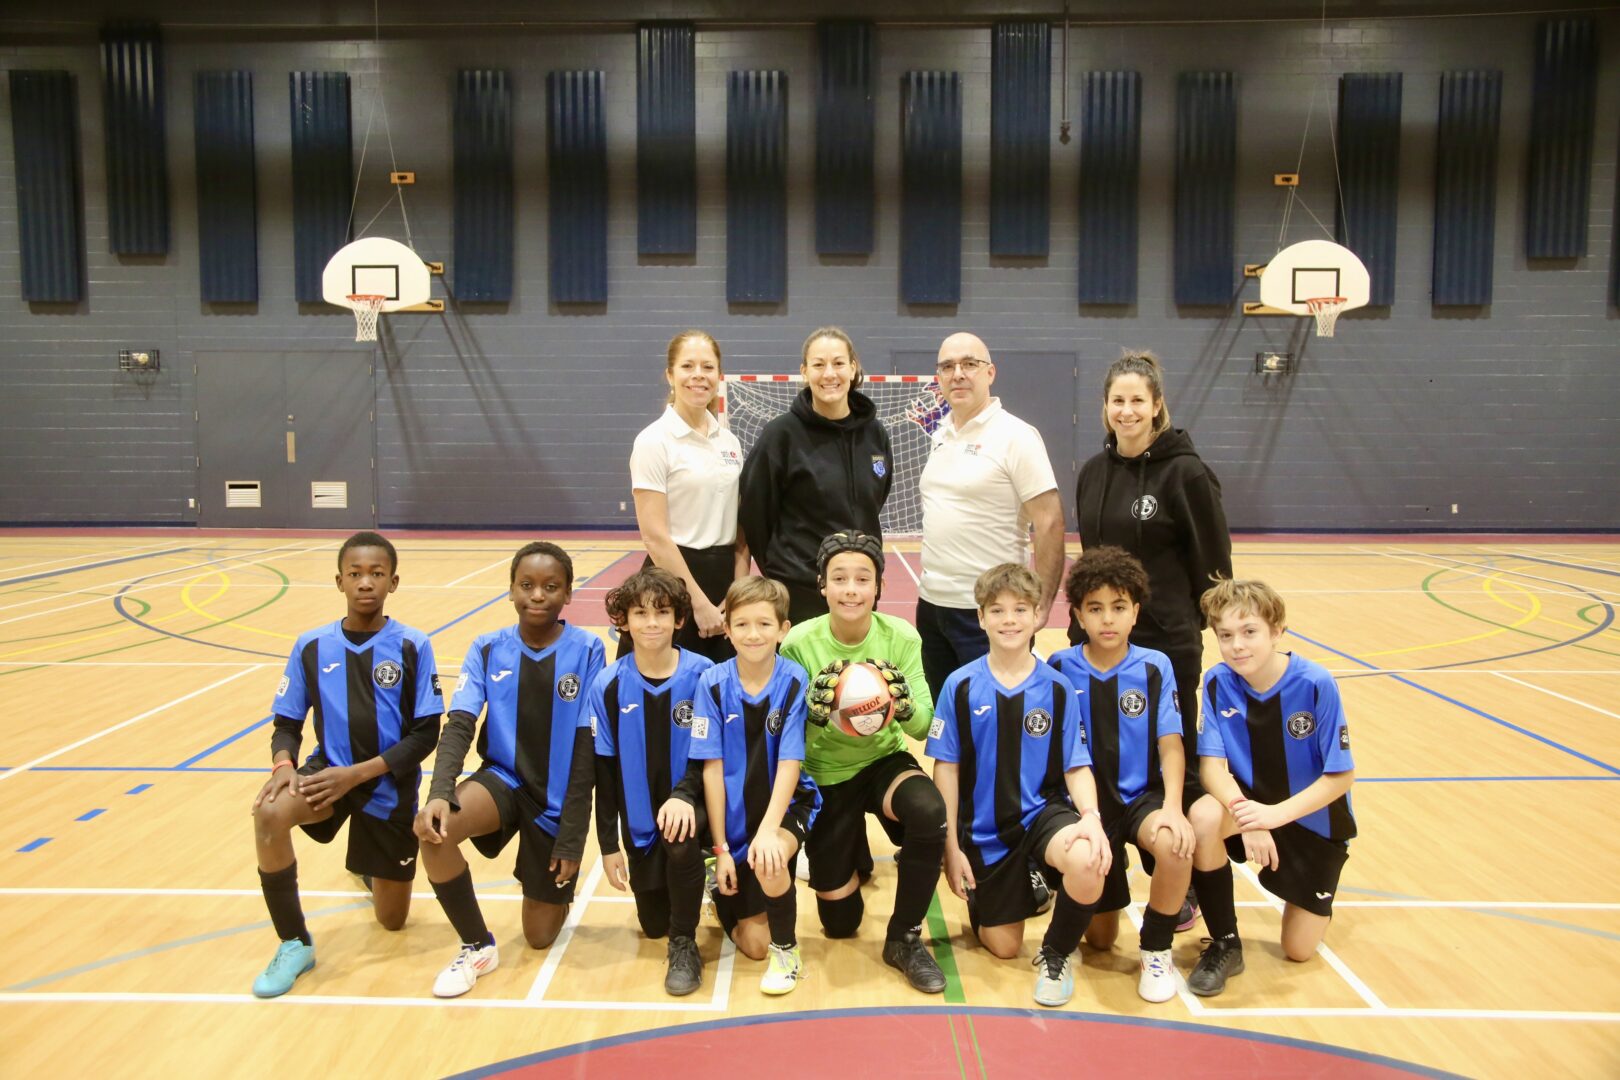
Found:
[1131,495,1159,520]
[766,709,784,735]
[373,660,402,689]
[1023,708,1053,737]
[1119,689,1147,718]
[1286,711,1317,740]
[673,700,695,728]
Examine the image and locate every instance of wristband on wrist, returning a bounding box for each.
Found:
[712,842,729,856]
[271,759,294,775]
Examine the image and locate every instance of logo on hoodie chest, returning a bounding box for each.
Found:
[1131,495,1159,520]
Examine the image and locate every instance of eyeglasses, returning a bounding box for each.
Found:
[936,357,988,376]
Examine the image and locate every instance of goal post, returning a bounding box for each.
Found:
[718,374,951,538]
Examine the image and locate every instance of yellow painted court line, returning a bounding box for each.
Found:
[0,571,237,660]
[181,568,295,641]
[1483,573,1620,640]
[1361,571,1540,658]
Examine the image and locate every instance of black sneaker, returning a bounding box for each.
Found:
[664,934,703,997]
[1187,935,1244,997]
[1176,885,1200,932]
[883,930,946,994]
[1030,866,1054,916]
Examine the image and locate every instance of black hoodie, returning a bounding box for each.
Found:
[1072,427,1232,656]
[738,387,893,589]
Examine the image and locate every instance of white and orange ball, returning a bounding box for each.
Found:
[831,662,895,737]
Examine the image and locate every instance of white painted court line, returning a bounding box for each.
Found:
[1383,547,1620,600]
[1233,863,1387,1011]
[0,661,269,668]
[525,861,604,1000]
[1192,1006,1620,1022]
[1325,669,1620,676]
[1492,672,1620,722]
[888,544,921,587]
[0,666,266,783]
[0,991,727,1011]
[444,556,514,588]
[0,539,183,579]
[1122,903,1205,1015]
[1480,547,1620,578]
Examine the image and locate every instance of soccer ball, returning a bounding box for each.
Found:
[831,662,895,737]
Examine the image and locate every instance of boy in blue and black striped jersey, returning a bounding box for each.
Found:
[1046,547,1195,1004]
[1184,578,1357,998]
[413,542,606,999]
[580,567,715,997]
[250,531,444,999]
[689,576,820,996]
[926,563,1113,1009]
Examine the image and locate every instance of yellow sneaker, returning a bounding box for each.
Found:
[761,943,802,995]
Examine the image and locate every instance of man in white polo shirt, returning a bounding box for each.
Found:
[916,332,1067,700]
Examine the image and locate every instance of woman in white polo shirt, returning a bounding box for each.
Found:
[625,329,748,661]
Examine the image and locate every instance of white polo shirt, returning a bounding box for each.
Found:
[629,406,744,549]
[918,398,1058,609]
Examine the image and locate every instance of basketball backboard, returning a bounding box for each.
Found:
[321,237,432,312]
[1254,239,1370,315]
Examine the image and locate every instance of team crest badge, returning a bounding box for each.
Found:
[766,709,784,735]
[1286,711,1317,740]
[673,700,695,728]
[373,660,402,689]
[558,673,582,701]
[1338,724,1350,750]
[872,455,888,479]
[1119,689,1147,718]
[1131,495,1158,520]
[1023,708,1053,737]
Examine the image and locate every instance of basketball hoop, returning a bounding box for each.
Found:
[1305,296,1347,338]
[347,294,386,342]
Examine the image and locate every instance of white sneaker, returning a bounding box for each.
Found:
[432,941,498,998]
[795,850,811,882]
[761,943,803,995]
[1138,947,1176,1003]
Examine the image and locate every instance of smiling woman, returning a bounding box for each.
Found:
[738,327,895,625]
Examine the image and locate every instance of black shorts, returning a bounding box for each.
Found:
[711,789,814,927]
[968,804,1079,929]
[806,751,925,892]
[1225,821,1350,917]
[1095,789,1170,913]
[295,755,419,882]
[464,768,577,905]
[623,802,711,895]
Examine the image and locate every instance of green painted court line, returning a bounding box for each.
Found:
[924,890,967,1004]
[943,1012,968,1080]
[962,1014,990,1078]
[1421,567,1620,659]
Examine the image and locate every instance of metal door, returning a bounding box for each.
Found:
[282,353,375,529]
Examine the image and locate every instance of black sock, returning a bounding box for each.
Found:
[1042,890,1095,956]
[431,867,493,948]
[258,863,311,946]
[665,839,705,940]
[1191,864,1239,941]
[764,886,797,948]
[1140,906,1180,951]
[887,837,945,941]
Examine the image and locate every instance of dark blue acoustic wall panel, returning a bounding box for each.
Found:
[901,72,962,305]
[548,71,608,304]
[9,71,83,303]
[1077,71,1141,304]
[100,23,168,255]
[1336,73,1402,307]
[455,69,514,303]
[815,21,875,256]
[637,23,696,256]
[990,20,1050,257]
[194,71,257,303]
[1433,71,1502,306]
[727,71,788,304]
[288,72,352,304]
[1174,72,1236,305]
[1525,18,1598,259]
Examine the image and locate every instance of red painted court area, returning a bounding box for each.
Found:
[452,1008,1457,1079]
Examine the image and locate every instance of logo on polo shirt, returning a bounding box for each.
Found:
[719,449,742,468]
[373,660,402,689]
[673,700,695,728]
[1023,708,1053,737]
[1131,495,1159,520]
[1286,711,1317,740]
[872,455,888,478]
[558,673,582,701]
[1119,689,1147,718]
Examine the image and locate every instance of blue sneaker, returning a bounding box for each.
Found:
[1032,944,1074,1007]
[252,939,315,998]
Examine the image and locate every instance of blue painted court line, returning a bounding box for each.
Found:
[1358,775,1620,783]
[428,590,511,638]
[1291,629,1620,776]
[75,808,106,821]
[1497,553,1620,579]
[0,547,191,588]
[126,784,152,794]
[17,838,51,852]
[175,715,273,768]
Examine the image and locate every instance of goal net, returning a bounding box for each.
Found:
[719,375,951,537]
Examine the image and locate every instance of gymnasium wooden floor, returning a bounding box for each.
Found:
[0,531,1616,1078]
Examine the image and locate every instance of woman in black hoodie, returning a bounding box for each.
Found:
[1073,349,1232,787]
[739,327,894,624]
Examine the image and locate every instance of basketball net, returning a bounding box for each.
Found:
[348,295,385,342]
[1305,296,1347,338]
